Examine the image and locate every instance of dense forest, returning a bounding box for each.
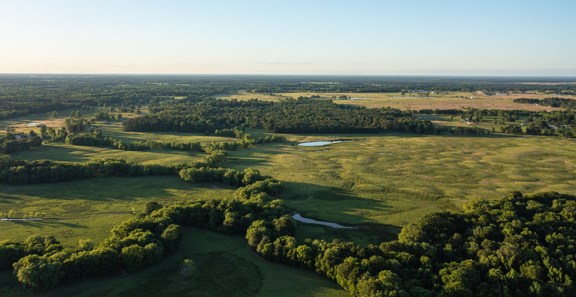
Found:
[122,97,487,135]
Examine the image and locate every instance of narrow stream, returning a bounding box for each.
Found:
[292,213,356,229]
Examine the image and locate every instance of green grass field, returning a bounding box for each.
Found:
[11,142,202,165]
[0,177,236,246]
[225,134,576,243]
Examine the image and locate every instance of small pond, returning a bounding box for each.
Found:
[297,140,346,147]
[292,213,355,229]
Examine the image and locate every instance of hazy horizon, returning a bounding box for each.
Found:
[1,0,575,76]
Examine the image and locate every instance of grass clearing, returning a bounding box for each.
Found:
[0,177,235,246]
[11,143,202,165]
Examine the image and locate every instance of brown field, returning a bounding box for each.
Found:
[218,91,566,111]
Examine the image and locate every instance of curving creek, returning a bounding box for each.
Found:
[292,213,356,229]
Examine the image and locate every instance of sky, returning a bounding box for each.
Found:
[1,0,575,76]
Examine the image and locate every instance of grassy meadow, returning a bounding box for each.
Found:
[0,177,236,246]
[226,134,576,242]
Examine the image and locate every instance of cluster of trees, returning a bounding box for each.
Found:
[245,192,576,296]
[514,97,576,109]
[94,111,123,121]
[64,117,93,134]
[9,213,182,290]
[123,98,439,134]
[0,132,42,154]
[179,167,276,187]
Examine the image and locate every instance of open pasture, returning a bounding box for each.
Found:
[227,134,576,237]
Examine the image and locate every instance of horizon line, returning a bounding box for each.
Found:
[1,72,576,79]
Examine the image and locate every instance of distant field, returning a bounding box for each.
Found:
[216,91,289,102]
[218,91,565,111]
[0,108,143,136]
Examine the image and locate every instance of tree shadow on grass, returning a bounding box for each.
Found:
[0,176,216,202]
[281,181,401,244]
[4,219,88,229]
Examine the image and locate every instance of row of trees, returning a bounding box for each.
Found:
[63,129,204,152]
[63,128,284,154]
[0,158,180,184]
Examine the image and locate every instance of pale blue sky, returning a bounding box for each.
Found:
[1,0,575,75]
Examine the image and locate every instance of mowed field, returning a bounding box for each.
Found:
[218,91,564,111]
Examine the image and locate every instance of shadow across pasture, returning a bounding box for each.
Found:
[0,176,202,202]
[281,181,401,243]
[3,219,87,229]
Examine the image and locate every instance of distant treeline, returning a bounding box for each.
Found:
[418,108,576,137]
[123,98,486,135]
[513,97,576,108]
[2,75,576,120]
